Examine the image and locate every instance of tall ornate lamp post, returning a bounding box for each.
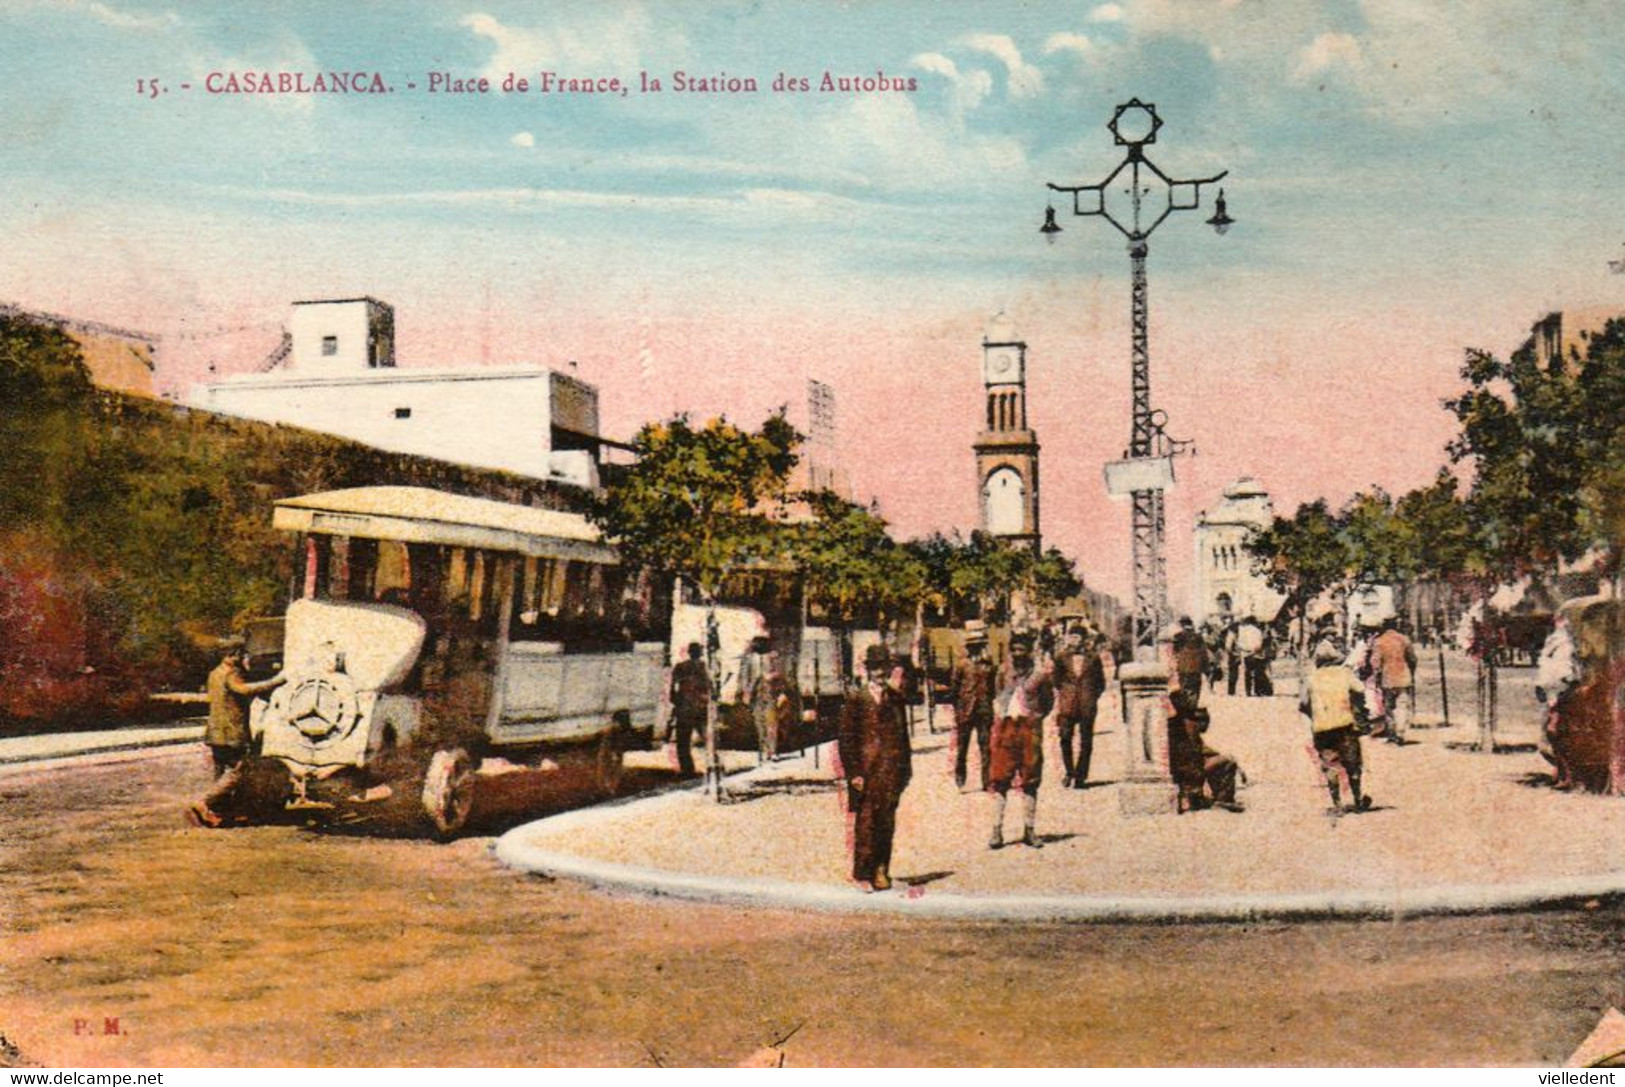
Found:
[1042,98,1231,814]
[1042,98,1231,660]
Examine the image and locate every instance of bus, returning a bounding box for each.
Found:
[249,486,667,836]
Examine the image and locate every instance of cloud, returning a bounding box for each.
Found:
[959,33,1044,98]
[811,93,1026,192]
[1292,31,1363,82]
[213,183,881,223]
[509,131,535,148]
[910,51,994,112]
[460,8,669,80]
[1089,3,1125,22]
[1043,32,1097,61]
[81,1,179,30]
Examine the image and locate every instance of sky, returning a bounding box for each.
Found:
[3,0,1624,605]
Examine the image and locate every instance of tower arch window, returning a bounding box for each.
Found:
[984,467,1026,536]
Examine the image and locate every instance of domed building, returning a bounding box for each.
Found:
[1192,477,1285,625]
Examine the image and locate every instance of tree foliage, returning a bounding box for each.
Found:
[587,411,802,599]
[1246,498,1351,616]
[899,529,1081,621]
[1245,475,1484,632]
[1444,319,1625,583]
[1446,339,1593,578]
[786,490,915,626]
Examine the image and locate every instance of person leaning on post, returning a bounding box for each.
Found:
[190,638,286,828]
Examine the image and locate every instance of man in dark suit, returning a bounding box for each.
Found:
[1054,626,1107,789]
[837,644,913,891]
[668,641,710,776]
[1171,616,1209,698]
[950,630,995,791]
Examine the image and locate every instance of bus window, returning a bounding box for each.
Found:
[347,538,380,600]
[511,557,554,641]
[327,537,351,601]
[447,548,469,599]
[302,535,332,599]
[469,551,489,623]
[406,543,443,619]
[374,540,411,604]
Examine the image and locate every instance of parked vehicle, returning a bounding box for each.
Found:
[249,486,666,836]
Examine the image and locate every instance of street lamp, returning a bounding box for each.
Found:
[1042,98,1230,660]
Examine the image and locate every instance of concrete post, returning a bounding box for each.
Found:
[1118,660,1177,815]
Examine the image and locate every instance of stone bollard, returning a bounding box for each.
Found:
[1118,660,1177,815]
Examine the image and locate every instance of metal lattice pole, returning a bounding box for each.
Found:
[1129,238,1159,652]
[1042,100,1228,659]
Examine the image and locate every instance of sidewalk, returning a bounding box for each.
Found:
[0,721,203,768]
[497,688,1625,919]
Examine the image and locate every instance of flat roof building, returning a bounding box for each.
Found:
[189,298,606,488]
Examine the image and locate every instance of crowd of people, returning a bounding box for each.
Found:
[829,611,1421,892]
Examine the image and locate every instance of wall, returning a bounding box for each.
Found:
[192,367,554,478]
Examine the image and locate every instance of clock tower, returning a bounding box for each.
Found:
[973,312,1041,550]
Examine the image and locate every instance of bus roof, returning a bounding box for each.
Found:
[273,486,620,564]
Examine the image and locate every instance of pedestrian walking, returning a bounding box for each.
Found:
[1368,618,1417,744]
[190,640,285,828]
[736,635,781,763]
[1171,616,1209,698]
[987,632,1055,849]
[950,628,995,791]
[668,641,710,776]
[1235,617,1268,697]
[1302,639,1373,815]
[837,644,912,892]
[1054,626,1107,789]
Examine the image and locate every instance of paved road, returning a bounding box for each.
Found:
[3,744,1624,1067]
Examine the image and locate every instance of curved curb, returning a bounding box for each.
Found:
[493,781,1625,924]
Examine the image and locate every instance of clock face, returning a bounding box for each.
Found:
[987,348,1019,381]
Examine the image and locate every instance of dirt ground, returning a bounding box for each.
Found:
[2,746,1623,1068]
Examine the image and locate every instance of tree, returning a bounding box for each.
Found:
[1570,319,1625,588]
[902,532,968,623]
[587,410,801,794]
[1245,499,1350,637]
[786,490,898,632]
[951,531,1031,623]
[1394,470,1483,585]
[1028,546,1083,609]
[588,411,800,598]
[1446,339,1593,580]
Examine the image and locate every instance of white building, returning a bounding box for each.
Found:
[1191,477,1286,625]
[189,298,604,487]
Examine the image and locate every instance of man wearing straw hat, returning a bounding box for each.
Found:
[1301,637,1374,815]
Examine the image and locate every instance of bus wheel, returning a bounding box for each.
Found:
[593,730,624,798]
[421,747,475,838]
